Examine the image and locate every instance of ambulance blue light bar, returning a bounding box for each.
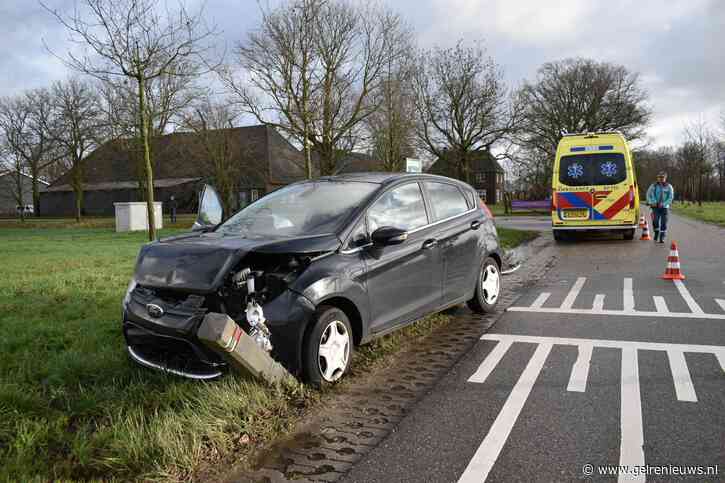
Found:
[570,145,615,152]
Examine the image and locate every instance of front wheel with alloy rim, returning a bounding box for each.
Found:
[467,256,501,314]
[303,305,353,387]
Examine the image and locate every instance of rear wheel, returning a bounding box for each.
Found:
[467,257,501,314]
[302,306,353,387]
[623,229,635,240]
[553,230,565,242]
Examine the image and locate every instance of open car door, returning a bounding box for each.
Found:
[192,184,224,231]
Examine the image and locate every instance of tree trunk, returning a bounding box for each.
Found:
[14,171,25,222]
[72,160,83,222]
[30,167,41,217]
[304,126,312,179]
[139,76,157,241]
[75,187,83,222]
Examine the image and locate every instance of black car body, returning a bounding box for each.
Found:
[122,173,503,384]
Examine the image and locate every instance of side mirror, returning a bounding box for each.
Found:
[193,184,223,231]
[371,226,408,246]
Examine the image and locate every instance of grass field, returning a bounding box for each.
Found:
[672,201,725,226]
[0,222,534,480]
[0,213,197,230]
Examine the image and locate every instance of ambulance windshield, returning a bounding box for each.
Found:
[559,153,627,186]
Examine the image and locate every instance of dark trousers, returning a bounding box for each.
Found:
[170,208,177,224]
[651,207,668,241]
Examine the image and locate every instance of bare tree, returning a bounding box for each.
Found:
[98,71,202,201]
[518,58,651,154]
[681,118,716,205]
[363,31,417,172]
[224,0,409,177]
[412,41,520,184]
[43,0,217,240]
[513,58,651,196]
[0,91,61,216]
[0,129,30,221]
[51,78,105,221]
[179,98,247,217]
[0,97,30,220]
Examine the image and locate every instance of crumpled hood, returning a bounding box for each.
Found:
[134,231,341,293]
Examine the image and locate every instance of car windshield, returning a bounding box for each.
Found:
[217,180,378,238]
[559,153,627,186]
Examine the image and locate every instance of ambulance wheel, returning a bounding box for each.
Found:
[302,305,353,388]
[623,229,635,240]
[553,230,565,242]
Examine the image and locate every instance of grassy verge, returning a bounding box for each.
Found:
[671,201,725,227]
[0,225,533,481]
[497,226,540,249]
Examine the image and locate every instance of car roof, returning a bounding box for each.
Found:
[314,172,470,187]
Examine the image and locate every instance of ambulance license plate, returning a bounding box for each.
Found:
[563,209,589,219]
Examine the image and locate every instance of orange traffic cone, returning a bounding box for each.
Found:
[640,220,652,240]
[662,241,685,280]
[639,215,646,228]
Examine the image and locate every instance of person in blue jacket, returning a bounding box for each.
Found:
[646,172,674,243]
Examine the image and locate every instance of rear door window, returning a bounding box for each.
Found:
[423,182,470,221]
[559,153,627,186]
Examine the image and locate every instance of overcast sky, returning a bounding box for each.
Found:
[1,0,723,147]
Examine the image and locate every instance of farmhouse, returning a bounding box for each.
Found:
[428,149,505,204]
[40,125,306,217]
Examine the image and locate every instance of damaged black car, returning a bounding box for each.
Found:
[122,173,503,385]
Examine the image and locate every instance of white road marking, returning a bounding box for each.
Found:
[567,343,593,392]
[666,350,697,402]
[716,299,725,313]
[653,296,669,313]
[531,292,551,309]
[506,305,725,320]
[593,294,605,311]
[510,279,725,319]
[619,347,645,483]
[468,339,512,384]
[623,278,635,311]
[458,343,552,483]
[480,333,725,356]
[462,334,725,482]
[674,279,704,314]
[561,277,586,309]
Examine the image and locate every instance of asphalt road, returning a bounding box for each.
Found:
[342,213,725,482]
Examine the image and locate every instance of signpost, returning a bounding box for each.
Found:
[405,158,422,173]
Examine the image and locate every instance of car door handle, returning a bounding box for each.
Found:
[422,239,438,250]
[470,220,481,230]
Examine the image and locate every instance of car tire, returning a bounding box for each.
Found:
[302,305,353,387]
[623,229,635,240]
[467,257,501,314]
[553,230,565,242]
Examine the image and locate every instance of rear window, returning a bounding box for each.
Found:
[559,153,627,186]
